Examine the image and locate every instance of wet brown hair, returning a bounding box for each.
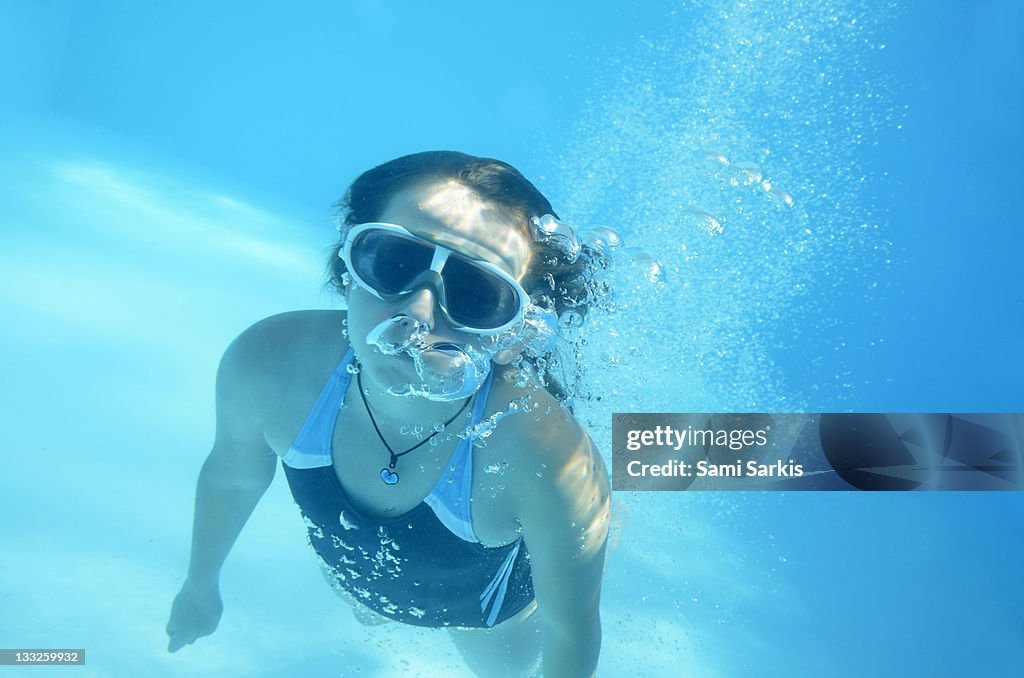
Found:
[327,151,593,320]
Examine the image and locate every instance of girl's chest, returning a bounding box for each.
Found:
[266,395,522,548]
[327,415,521,547]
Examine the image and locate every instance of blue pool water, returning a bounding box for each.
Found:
[1,1,1021,676]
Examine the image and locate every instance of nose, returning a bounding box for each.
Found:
[401,287,437,330]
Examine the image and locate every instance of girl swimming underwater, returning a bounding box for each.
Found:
[165,151,611,677]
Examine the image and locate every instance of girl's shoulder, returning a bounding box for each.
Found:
[483,371,610,526]
[220,309,349,402]
[236,308,346,345]
[231,309,347,358]
[483,371,599,473]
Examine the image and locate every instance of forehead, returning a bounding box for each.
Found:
[376,180,532,279]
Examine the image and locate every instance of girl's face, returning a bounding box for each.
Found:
[346,180,532,390]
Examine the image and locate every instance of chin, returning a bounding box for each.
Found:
[361,351,416,385]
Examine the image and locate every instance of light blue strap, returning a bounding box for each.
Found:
[479,538,522,627]
[422,368,495,543]
[283,348,355,467]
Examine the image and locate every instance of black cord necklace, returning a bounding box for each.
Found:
[356,368,473,485]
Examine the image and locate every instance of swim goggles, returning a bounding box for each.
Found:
[340,222,530,334]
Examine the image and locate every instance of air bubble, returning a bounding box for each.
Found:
[768,186,795,207]
[383,333,495,402]
[581,226,624,257]
[626,250,666,283]
[338,511,359,531]
[366,314,429,356]
[703,149,730,169]
[532,214,581,263]
[559,310,584,329]
[726,161,763,186]
[484,462,509,475]
[684,208,724,236]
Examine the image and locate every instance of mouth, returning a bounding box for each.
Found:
[365,314,493,401]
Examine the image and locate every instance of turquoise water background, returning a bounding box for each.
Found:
[1,1,1021,676]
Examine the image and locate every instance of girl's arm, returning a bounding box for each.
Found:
[166,327,278,652]
[515,415,611,678]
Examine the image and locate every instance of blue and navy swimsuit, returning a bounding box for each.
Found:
[281,348,535,628]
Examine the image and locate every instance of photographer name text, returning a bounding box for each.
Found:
[624,424,804,478]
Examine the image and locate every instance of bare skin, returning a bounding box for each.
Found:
[166,181,611,677]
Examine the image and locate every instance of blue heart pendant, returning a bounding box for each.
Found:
[380,468,399,485]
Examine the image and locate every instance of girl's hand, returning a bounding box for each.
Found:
[166,579,224,652]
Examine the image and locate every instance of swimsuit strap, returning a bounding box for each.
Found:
[283,348,355,469]
[423,369,495,543]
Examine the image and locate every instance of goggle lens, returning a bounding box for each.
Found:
[347,227,525,331]
[350,230,434,294]
[441,257,520,328]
